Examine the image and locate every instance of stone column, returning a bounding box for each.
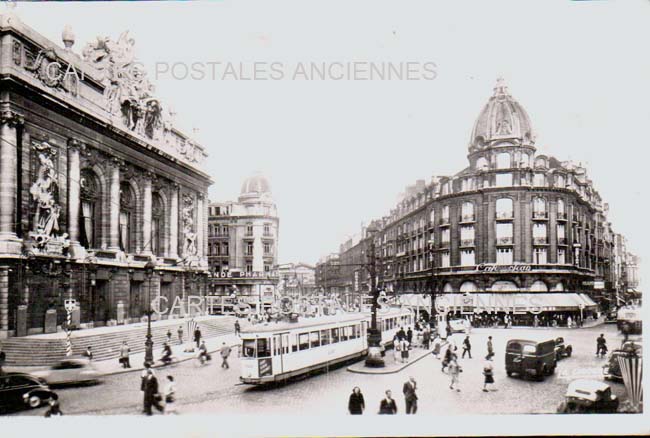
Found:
[0,108,23,255]
[142,173,153,255]
[67,138,84,257]
[108,159,121,251]
[0,266,9,338]
[196,193,204,260]
[169,184,179,259]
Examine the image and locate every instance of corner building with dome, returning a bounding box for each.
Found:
[319,79,628,321]
[207,173,279,313]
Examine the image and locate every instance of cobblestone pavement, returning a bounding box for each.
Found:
[10,323,633,416]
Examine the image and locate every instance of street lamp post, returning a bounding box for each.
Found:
[143,260,156,367]
[365,233,384,367]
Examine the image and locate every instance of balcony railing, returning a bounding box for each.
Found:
[533,236,548,245]
[496,211,514,220]
[459,214,476,223]
[532,211,548,220]
[558,237,568,245]
[460,239,475,247]
[557,212,568,221]
[496,236,514,245]
[439,217,450,226]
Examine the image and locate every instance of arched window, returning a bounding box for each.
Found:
[79,169,101,249]
[119,182,136,253]
[520,153,530,168]
[555,174,565,188]
[491,281,518,292]
[552,282,565,291]
[460,281,478,293]
[476,157,488,170]
[557,199,565,215]
[529,280,548,292]
[533,173,546,187]
[533,197,547,214]
[441,205,450,222]
[151,193,164,257]
[496,152,511,169]
[534,157,547,168]
[496,197,513,219]
[443,282,454,293]
[461,202,474,220]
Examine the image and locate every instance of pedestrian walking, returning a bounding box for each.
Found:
[166,329,172,344]
[462,335,472,359]
[220,342,232,369]
[406,327,413,344]
[432,335,442,359]
[194,326,202,348]
[119,341,131,368]
[44,399,63,417]
[567,315,573,328]
[143,368,164,416]
[177,325,184,345]
[485,336,494,361]
[393,336,401,362]
[596,334,607,357]
[234,320,241,336]
[482,360,495,392]
[442,345,453,372]
[422,329,431,350]
[396,327,406,341]
[83,346,93,360]
[402,376,418,414]
[378,390,397,414]
[164,375,177,414]
[197,339,210,364]
[400,339,410,363]
[448,358,462,392]
[347,387,365,415]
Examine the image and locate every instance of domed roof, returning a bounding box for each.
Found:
[240,173,271,196]
[469,78,535,150]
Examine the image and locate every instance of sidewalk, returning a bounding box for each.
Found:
[347,341,448,375]
[4,329,243,376]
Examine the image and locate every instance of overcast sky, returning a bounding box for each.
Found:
[8,0,650,271]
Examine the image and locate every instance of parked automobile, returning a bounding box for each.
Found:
[603,341,643,381]
[448,319,470,333]
[0,372,57,413]
[604,310,618,324]
[557,379,619,413]
[505,338,557,381]
[32,357,101,386]
[554,337,573,360]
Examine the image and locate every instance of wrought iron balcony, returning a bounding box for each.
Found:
[532,211,548,220]
[459,214,476,223]
[495,211,514,220]
[496,236,514,245]
[460,239,475,247]
[533,236,548,245]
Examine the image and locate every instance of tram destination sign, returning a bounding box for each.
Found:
[476,263,532,273]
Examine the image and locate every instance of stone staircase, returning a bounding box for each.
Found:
[0,316,236,367]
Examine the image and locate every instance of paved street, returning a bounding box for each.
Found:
[10,323,633,416]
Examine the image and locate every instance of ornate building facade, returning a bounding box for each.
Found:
[207,174,279,312]
[0,14,211,338]
[317,79,632,315]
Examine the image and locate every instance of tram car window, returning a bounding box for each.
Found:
[299,333,310,351]
[310,331,320,348]
[341,327,349,342]
[331,328,340,343]
[320,329,330,345]
[243,340,256,357]
[257,339,271,358]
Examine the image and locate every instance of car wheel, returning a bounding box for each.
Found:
[28,395,42,408]
[506,371,512,377]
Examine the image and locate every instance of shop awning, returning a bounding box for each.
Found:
[434,293,597,312]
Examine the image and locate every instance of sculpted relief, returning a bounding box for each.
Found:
[181,194,197,258]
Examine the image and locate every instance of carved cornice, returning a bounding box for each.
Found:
[0,105,25,128]
[67,137,82,154]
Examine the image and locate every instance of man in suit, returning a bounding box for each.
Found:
[143,368,164,415]
[378,390,397,414]
[402,377,418,414]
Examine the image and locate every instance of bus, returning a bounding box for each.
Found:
[240,307,413,384]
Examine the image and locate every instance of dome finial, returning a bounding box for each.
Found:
[493,77,509,96]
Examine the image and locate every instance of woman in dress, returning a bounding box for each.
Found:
[347,387,365,415]
[164,375,177,414]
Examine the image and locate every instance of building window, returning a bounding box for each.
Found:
[520,153,530,168]
[530,280,548,291]
[79,169,100,249]
[246,241,254,256]
[533,197,547,216]
[119,182,135,253]
[461,202,474,221]
[460,249,475,266]
[460,225,474,245]
[223,242,229,256]
[496,248,513,265]
[441,205,450,222]
[264,242,271,255]
[496,222,513,244]
[264,223,271,236]
[496,197,513,219]
[429,209,435,224]
[441,251,450,268]
[246,263,253,273]
[264,264,271,273]
[533,223,547,243]
[557,223,566,243]
[441,228,450,243]
[557,199,566,218]
[476,156,488,170]
[441,183,450,195]
[151,193,164,257]
[534,247,547,264]
[533,173,546,187]
[496,152,511,169]
[558,248,566,264]
[555,174,565,188]
[246,223,253,236]
[495,173,512,187]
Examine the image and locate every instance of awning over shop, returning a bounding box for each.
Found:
[434,293,597,312]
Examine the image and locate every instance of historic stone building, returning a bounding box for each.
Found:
[0,14,211,338]
[277,262,316,298]
[317,79,631,315]
[206,174,279,312]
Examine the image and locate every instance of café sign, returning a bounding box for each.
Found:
[476,263,532,273]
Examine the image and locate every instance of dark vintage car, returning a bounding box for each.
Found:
[557,379,619,414]
[603,341,643,381]
[554,337,573,360]
[505,338,557,381]
[0,372,58,414]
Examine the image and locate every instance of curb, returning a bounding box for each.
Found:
[347,341,449,375]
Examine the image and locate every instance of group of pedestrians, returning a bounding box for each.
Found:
[434,334,497,393]
[347,377,419,415]
[140,364,177,415]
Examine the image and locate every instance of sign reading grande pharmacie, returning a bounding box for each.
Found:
[212,270,277,279]
[476,264,532,273]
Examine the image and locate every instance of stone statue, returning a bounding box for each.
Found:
[29,143,61,237]
[181,194,197,257]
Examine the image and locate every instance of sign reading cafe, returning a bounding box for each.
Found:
[476,263,532,273]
